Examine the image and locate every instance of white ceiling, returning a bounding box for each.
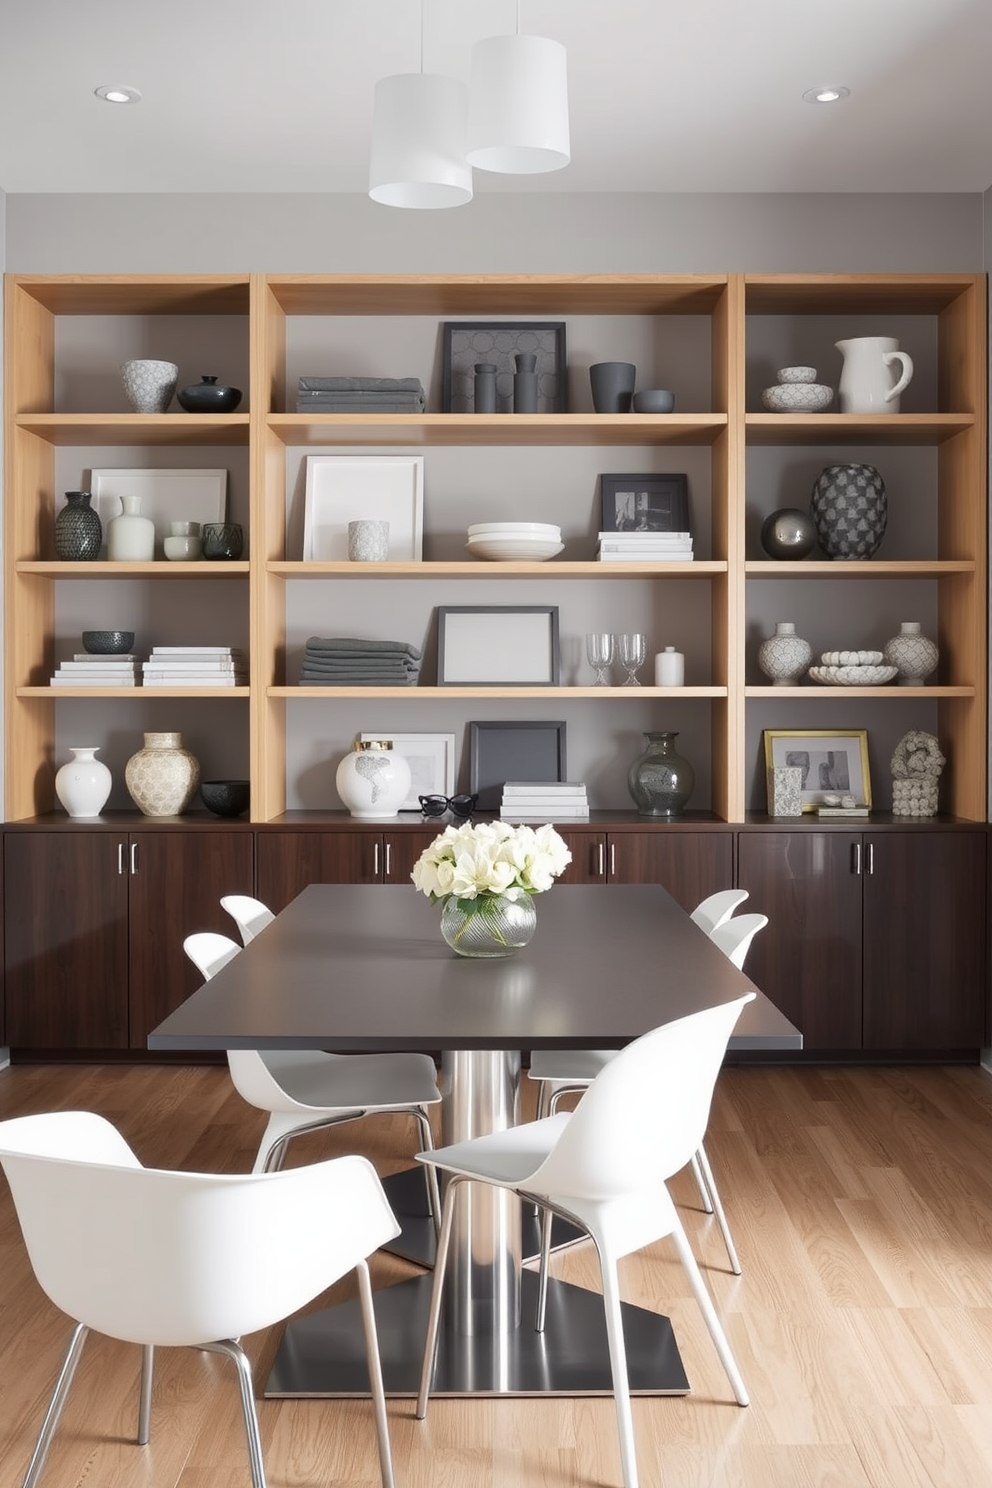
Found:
[2,0,991,197]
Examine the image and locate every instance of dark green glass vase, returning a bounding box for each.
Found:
[627,731,695,818]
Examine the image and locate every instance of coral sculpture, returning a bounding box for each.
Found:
[890,730,945,817]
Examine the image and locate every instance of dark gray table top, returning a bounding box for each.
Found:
[150,883,801,1053]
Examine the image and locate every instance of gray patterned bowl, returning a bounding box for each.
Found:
[200,779,251,817]
[82,630,135,654]
[762,382,834,412]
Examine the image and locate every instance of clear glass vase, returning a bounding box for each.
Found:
[440,890,537,958]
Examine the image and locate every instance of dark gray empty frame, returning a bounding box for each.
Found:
[437,606,560,686]
[469,721,567,810]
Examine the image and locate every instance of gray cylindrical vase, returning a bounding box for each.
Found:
[474,362,498,414]
[512,353,539,413]
[590,361,636,413]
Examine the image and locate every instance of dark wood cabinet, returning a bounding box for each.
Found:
[738,827,987,1054]
[3,825,254,1050]
[256,826,437,912]
[558,827,734,914]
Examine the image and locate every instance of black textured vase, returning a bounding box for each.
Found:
[627,730,695,818]
[810,464,887,560]
[176,375,243,413]
[202,522,244,560]
[54,491,103,561]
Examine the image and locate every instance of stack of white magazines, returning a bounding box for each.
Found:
[141,646,247,687]
[500,781,589,820]
[51,653,140,686]
[597,531,693,562]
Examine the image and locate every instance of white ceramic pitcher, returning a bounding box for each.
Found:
[836,336,914,414]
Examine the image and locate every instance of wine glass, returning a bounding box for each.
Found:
[585,632,614,686]
[618,632,647,685]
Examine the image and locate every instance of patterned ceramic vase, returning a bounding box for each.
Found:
[55,747,112,818]
[54,491,103,561]
[810,464,887,559]
[884,622,938,685]
[440,889,537,957]
[125,732,200,816]
[757,621,812,685]
[335,740,411,819]
[120,358,179,413]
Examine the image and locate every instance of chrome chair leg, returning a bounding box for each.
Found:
[202,1339,267,1488]
[22,1323,90,1488]
[355,1258,396,1488]
[137,1343,154,1444]
[535,1203,554,1331]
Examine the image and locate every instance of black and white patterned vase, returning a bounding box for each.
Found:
[810,464,887,559]
[54,490,103,560]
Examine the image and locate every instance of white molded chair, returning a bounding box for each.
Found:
[527,905,768,1274]
[183,932,442,1226]
[0,1110,398,1488]
[689,887,749,935]
[417,995,755,1488]
[221,894,276,945]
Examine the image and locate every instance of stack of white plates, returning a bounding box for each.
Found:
[466,521,563,562]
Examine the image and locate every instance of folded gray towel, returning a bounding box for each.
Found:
[300,662,420,676]
[298,376,426,393]
[305,636,422,659]
[299,673,420,687]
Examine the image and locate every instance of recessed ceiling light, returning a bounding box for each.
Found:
[803,86,850,105]
[95,85,142,105]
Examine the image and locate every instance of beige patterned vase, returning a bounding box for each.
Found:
[125,731,200,816]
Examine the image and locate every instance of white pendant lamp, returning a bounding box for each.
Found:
[468,23,569,175]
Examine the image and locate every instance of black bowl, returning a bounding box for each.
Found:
[82,629,135,654]
[200,779,250,818]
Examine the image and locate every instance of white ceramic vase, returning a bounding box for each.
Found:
[55,746,112,818]
[884,621,938,685]
[120,358,179,413]
[336,740,412,819]
[125,731,200,816]
[757,621,812,685]
[107,494,156,561]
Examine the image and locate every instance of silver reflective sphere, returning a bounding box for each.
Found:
[760,508,817,560]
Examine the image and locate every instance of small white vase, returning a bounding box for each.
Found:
[107,494,156,561]
[884,621,938,685]
[757,621,812,686]
[336,740,412,819]
[55,746,112,818]
[125,731,200,816]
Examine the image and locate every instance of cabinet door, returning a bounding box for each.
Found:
[4,832,129,1048]
[738,832,863,1050]
[127,830,255,1049]
[862,831,986,1051]
[383,829,441,884]
[557,830,607,884]
[607,830,734,914]
[256,830,382,909]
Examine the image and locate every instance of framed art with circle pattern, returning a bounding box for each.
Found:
[441,321,567,413]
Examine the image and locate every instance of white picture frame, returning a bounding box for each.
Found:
[359,731,456,811]
[303,455,424,561]
[90,468,228,558]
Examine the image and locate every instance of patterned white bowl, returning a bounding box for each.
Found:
[762,382,834,413]
[820,650,884,666]
[777,366,818,384]
[808,664,898,686]
[120,359,179,413]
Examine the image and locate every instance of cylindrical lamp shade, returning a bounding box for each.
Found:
[468,34,570,173]
[369,72,473,208]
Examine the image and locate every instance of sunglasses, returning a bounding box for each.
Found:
[419,793,478,819]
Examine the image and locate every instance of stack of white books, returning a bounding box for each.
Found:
[141,646,247,687]
[500,781,590,820]
[597,531,693,562]
[51,653,140,686]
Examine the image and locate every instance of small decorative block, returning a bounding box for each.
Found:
[767,765,803,817]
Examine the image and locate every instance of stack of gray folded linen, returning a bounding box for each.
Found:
[296,376,427,413]
[299,636,422,686]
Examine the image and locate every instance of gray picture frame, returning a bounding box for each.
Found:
[437,606,560,686]
[600,473,690,534]
[469,721,568,809]
[441,321,567,413]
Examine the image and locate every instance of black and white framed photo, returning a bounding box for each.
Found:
[359,732,455,811]
[599,473,689,534]
[437,606,560,686]
[441,321,567,413]
[762,728,872,812]
[469,721,567,809]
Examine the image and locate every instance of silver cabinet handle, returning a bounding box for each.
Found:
[852,841,862,875]
[597,841,605,879]
[130,842,138,875]
[609,842,617,878]
[373,841,380,878]
[384,841,392,878]
[865,841,874,875]
[118,842,125,875]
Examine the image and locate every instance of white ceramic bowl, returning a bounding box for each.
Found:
[777,365,818,384]
[467,521,561,536]
[163,534,203,561]
[762,383,834,413]
[466,538,564,562]
[820,650,884,666]
[808,664,898,686]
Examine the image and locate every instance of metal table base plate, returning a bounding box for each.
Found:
[266,1270,690,1399]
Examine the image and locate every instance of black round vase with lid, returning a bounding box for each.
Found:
[177,375,243,413]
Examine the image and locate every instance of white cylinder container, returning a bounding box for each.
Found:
[107,494,156,561]
[55,746,112,818]
[654,646,685,687]
[336,740,412,819]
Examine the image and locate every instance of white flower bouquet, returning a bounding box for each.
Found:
[411,819,572,906]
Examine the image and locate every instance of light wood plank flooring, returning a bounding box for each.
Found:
[0,1060,991,1487]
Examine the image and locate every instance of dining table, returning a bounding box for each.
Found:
[149,881,801,1398]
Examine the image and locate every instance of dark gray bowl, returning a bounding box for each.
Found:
[82,629,135,654]
[631,389,676,414]
[200,779,250,818]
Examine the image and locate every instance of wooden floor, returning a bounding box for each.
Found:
[1,1060,991,1488]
